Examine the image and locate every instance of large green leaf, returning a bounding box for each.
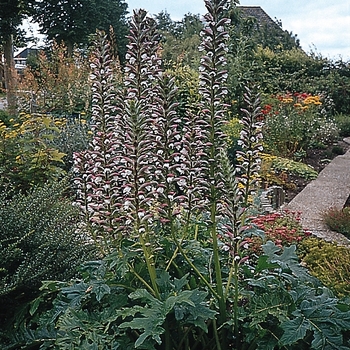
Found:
[280,289,350,348]
[249,290,291,327]
[119,287,215,348]
[279,316,309,344]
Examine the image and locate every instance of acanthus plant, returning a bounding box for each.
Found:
[72,0,266,347]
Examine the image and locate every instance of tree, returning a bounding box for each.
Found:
[155,12,204,68]
[33,0,129,59]
[0,0,33,114]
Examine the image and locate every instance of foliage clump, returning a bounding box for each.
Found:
[0,180,96,294]
[0,112,66,192]
[17,42,91,116]
[298,237,350,298]
[323,206,350,238]
[261,92,338,159]
[0,180,97,332]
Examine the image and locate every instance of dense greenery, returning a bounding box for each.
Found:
[0,180,97,337]
[0,0,350,349]
[299,238,350,298]
[32,0,129,59]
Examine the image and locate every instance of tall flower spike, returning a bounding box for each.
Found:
[151,73,184,227]
[236,86,264,206]
[73,31,121,248]
[198,0,230,211]
[197,0,231,325]
[117,10,162,235]
[177,108,208,222]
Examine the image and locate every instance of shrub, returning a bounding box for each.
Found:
[260,152,318,184]
[334,112,350,137]
[17,42,92,116]
[225,116,244,165]
[323,206,350,237]
[50,114,92,171]
[0,113,66,192]
[262,92,339,158]
[0,179,97,331]
[332,145,345,155]
[298,237,350,298]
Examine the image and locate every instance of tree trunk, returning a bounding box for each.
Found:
[3,34,17,115]
[66,40,73,57]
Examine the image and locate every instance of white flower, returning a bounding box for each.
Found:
[123,186,131,194]
[94,176,102,184]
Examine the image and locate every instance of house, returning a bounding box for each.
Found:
[235,6,300,50]
[14,47,39,71]
[237,6,281,30]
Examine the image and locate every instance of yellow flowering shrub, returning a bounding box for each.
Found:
[259,152,318,189]
[0,113,67,192]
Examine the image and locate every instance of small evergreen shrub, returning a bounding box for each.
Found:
[334,112,350,137]
[323,206,350,237]
[0,179,97,329]
[260,153,318,180]
[298,237,350,298]
[50,115,92,171]
[332,145,345,155]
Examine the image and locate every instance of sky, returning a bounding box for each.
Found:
[125,0,350,61]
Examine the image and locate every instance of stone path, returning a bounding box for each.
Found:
[286,138,350,245]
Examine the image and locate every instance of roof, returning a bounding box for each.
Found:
[237,6,280,30]
[14,47,39,59]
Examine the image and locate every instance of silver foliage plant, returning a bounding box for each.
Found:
[73,0,262,253]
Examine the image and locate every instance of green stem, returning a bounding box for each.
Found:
[233,260,239,347]
[210,203,226,325]
[173,236,220,299]
[138,230,160,298]
[224,258,235,298]
[212,318,222,350]
[127,261,155,296]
